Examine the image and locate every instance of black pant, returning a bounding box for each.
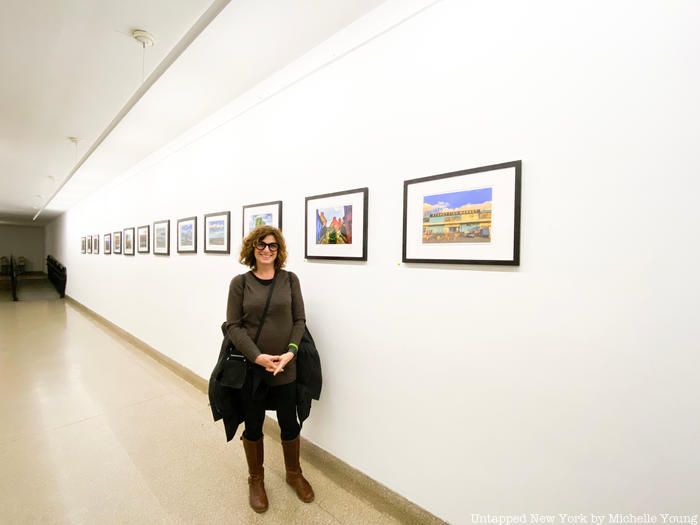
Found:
[242,380,300,442]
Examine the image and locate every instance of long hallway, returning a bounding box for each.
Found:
[0,298,405,524]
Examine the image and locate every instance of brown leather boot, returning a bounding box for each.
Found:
[281,435,314,503]
[242,436,269,513]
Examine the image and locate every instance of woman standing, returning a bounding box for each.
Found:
[225,225,314,513]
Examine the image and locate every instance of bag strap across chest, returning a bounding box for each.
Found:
[245,271,278,344]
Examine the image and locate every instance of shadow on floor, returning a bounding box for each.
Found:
[0,277,11,302]
[15,277,61,301]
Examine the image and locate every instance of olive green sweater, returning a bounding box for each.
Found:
[225,269,306,386]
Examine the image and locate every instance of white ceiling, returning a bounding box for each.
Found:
[0,0,386,226]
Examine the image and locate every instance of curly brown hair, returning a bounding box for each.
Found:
[239,226,287,270]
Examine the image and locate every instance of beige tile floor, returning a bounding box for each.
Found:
[0,292,406,525]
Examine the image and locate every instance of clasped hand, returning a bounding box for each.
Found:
[255,352,294,376]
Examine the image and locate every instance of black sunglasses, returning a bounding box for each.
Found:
[255,241,279,252]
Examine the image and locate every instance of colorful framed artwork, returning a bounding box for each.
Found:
[113,231,122,254]
[81,237,86,254]
[137,225,150,254]
[92,235,100,255]
[177,216,197,253]
[153,220,170,255]
[305,188,368,261]
[402,160,521,265]
[204,211,230,254]
[104,233,112,255]
[124,227,135,256]
[242,201,282,238]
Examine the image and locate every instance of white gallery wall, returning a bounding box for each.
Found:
[45,1,700,522]
[0,225,45,272]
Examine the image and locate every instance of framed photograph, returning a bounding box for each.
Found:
[177,216,197,253]
[124,227,135,256]
[305,188,368,261]
[242,201,282,238]
[113,231,122,254]
[104,233,112,254]
[137,225,150,254]
[81,237,86,254]
[402,160,521,265]
[204,211,230,254]
[153,220,170,255]
[92,235,100,255]
[87,235,92,254]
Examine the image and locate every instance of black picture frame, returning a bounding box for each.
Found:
[113,231,122,254]
[93,234,99,255]
[104,233,112,255]
[123,227,135,256]
[153,220,170,256]
[81,237,86,254]
[137,225,150,254]
[242,201,283,238]
[177,216,197,254]
[204,211,231,254]
[305,187,368,261]
[402,160,521,265]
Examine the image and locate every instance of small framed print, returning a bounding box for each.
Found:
[87,236,92,254]
[113,231,122,254]
[177,216,197,253]
[305,188,368,261]
[204,211,230,254]
[124,227,135,256]
[153,220,170,255]
[242,201,282,238]
[81,237,86,254]
[402,160,522,265]
[92,235,100,255]
[104,233,112,254]
[137,225,150,254]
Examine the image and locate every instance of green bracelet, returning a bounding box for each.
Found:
[288,343,298,355]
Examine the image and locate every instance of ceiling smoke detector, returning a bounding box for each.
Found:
[131,29,155,47]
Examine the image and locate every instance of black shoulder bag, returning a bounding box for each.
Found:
[219,272,278,388]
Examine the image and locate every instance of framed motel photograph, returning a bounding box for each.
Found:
[81,237,86,254]
[177,216,197,253]
[123,227,135,256]
[204,211,230,254]
[153,220,170,255]
[104,233,112,254]
[242,201,282,238]
[113,231,122,254]
[402,160,521,265]
[305,188,368,261]
[92,235,100,254]
[137,225,150,254]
